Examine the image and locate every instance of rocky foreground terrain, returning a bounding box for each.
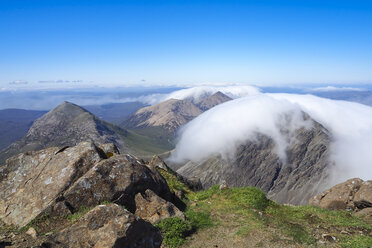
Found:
[0,141,188,247]
[0,142,371,248]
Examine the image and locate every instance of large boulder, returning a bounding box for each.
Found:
[135,189,185,224]
[43,204,162,248]
[309,178,372,210]
[353,180,372,209]
[0,141,105,227]
[60,154,172,213]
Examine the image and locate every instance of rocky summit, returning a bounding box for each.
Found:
[196,91,232,111]
[175,113,331,205]
[0,141,185,247]
[0,101,125,165]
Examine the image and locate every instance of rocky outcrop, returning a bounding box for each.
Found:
[175,115,331,205]
[61,154,172,213]
[135,189,185,223]
[43,204,162,248]
[0,101,125,165]
[0,141,104,227]
[0,142,175,228]
[309,178,372,211]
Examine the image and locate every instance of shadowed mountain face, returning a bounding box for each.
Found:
[175,114,331,205]
[123,91,232,133]
[0,109,46,150]
[0,101,125,165]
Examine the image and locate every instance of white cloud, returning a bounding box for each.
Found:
[163,85,261,102]
[169,92,372,185]
[309,86,367,92]
[9,80,28,85]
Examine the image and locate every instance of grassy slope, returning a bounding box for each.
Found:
[120,126,174,158]
[157,169,372,248]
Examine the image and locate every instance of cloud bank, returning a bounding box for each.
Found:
[309,86,367,92]
[169,93,372,184]
[163,85,261,102]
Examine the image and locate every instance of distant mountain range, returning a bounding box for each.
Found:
[0,92,232,164]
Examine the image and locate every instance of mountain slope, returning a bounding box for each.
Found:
[123,99,203,132]
[0,101,125,165]
[175,114,331,205]
[0,109,46,150]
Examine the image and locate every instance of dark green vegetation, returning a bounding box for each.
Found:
[156,169,372,248]
[155,210,214,248]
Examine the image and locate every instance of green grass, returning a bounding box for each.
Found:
[121,127,174,156]
[159,177,372,247]
[155,217,192,248]
[155,209,214,248]
[18,214,51,233]
[185,209,214,230]
[66,205,90,221]
[157,168,193,196]
[339,235,372,248]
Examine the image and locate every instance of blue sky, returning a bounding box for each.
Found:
[0,0,371,88]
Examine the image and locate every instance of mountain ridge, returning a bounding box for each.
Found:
[0,101,125,165]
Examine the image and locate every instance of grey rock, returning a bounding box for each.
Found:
[135,189,185,224]
[43,204,162,248]
[61,154,173,213]
[0,141,104,227]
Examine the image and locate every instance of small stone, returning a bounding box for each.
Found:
[322,234,336,242]
[219,181,228,190]
[175,190,185,200]
[26,227,38,239]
